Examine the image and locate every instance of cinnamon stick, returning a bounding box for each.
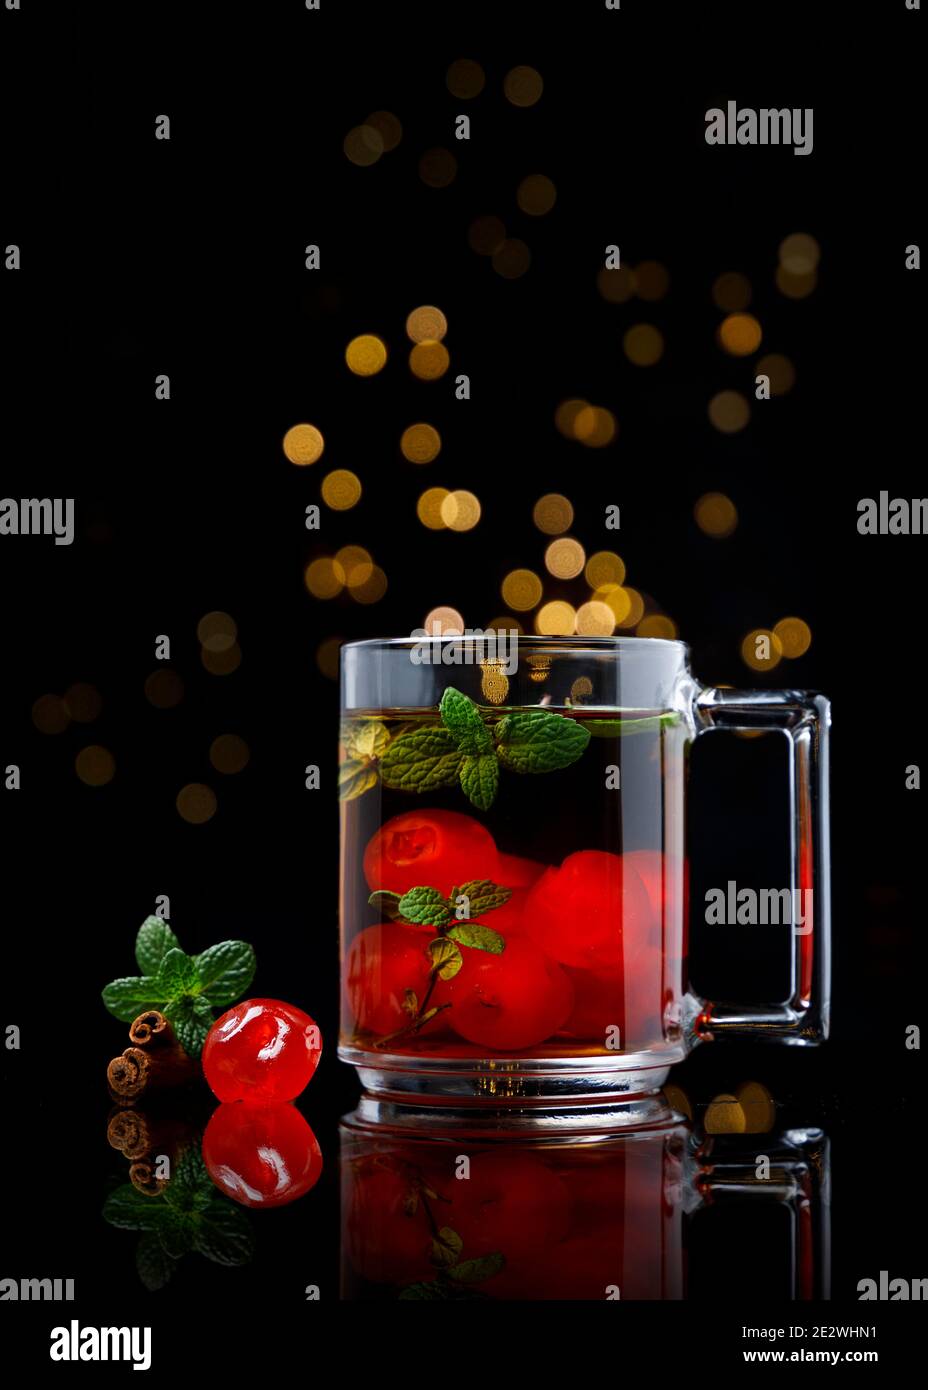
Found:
[106,1012,198,1100]
[106,1107,192,1161]
[129,1160,169,1197]
[128,1010,174,1048]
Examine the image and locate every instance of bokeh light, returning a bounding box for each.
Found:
[409,340,450,380]
[756,353,796,395]
[283,423,324,466]
[345,334,387,376]
[468,216,507,256]
[773,616,812,658]
[535,601,576,635]
[778,233,820,275]
[597,266,636,303]
[210,735,250,775]
[554,398,590,438]
[634,261,670,301]
[708,390,750,433]
[492,238,531,278]
[446,59,486,99]
[304,558,344,599]
[176,783,217,824]
[516,174,557,215]
[776,265,817,298]
[487,615,523,635]
[637,614,678,639]
[544,537,586,579]
[585,551,626,588]
[419,148,457,188]
[741,629,784,672]
[532,493,574,534]
[76,745,115,786]
[417,486,450,529]
[201,644,242,675]
[575,601,617,636]
[440,490,481,531]
[321,469,362,510]
[613,586,644,628]
[350,566,388,604]
[503,65,543,107]
[623,324,664,366]
[401,423,441,463]
[365,110,402,152]
[694,492,738,538]
[711,272,752,312]
[144,670,184,708]
[63,683,102,723]
[406,305,448,343]
[718,313,762,356]
[573,404,617,446]
[481,660,510,705]
[343,125,383,167]
[501,569,543,611]
[423,606,464,635]
[198,611,237,652]
[316,637,342,680]
[32,694,70,734]
[335,545,373,588]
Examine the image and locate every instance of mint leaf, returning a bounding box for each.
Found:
[440,687,494,756]
[135,916,181,975]
[459,753,499,810]
[431,1225,464,1267]
[368,889,402,920]
[136,1232,178,1291]
[579,713,681,738]
[338,759,379,801]
[101,976,164,1023]
[447,1252,505,1283]
[341,719,390,761]
[380,727,463,792]
[156,947,200,999]
[428,937,463,980]
[447,922,506,954]
[397,886,453,928]
[455,879,512,917]
[194,940,256,1005]
[103,1185,174,1234]
[495,709,590,774]
[164,996,213,1059]
[193,1198,255,1266]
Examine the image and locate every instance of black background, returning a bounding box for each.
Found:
[1,0,925,1367]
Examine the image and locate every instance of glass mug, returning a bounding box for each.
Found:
[338,636,830,1129]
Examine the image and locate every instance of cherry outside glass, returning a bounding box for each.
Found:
[338,636,830,1131]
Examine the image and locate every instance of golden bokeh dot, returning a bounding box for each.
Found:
[535,601,576,636]
[406,305,448,343]
[305,557,344,599]
[492,238,531,279]
[613,586,644,628]
[321,469,362,510]
[32,694,70,734]
[779,232,820,275]
[575,601,617,636]
[623,324,664,366]
[533,493,574,535]
[75,745,115,787]
[441,490,481,531]
[712,272,752,312]
[144,670,184,708]
[555,398,590,438]
[210,734,250,774]
[401,423,441,463]
[694,492,738,538]
[201,643,242,676]
[335,545,373,588]
[637,614,678,640]
[776,265,817,299]
[570,676,595,701]
[773,616,812,658]
[704,1095,747,1135]
[423,606,465,635]
[345,334,387,376]
[737,1080,776,1134]
[316,636,343,680]
[481,660,510,706]
[574,404,617,447]
[585,551,626,588]
[417,486,450,529]
[468,216,507,256]
[343,124,384,167]
[409,340,450,380]
[528,655,551,683]
[446,58,486,99]
[544,537,586,579]
[487,614,523,635]
[708,390,750,433]
[365,110,402,152]
[419,148,457,188]
[719,313,762,356]
[63,683,102,723]
[283,423,324,466]
[351,565,388,604]
[501,568,543,611]
[176,782,217,825]
[756,353,796,395]
[516,174,557,216]
[634,261,670,301]
[197,611,237,652]
[741,629,784,672]
[503,65,544,107]
[593,584,633,626]
[597,266,636,303]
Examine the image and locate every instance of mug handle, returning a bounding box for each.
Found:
[689,686,831,1043]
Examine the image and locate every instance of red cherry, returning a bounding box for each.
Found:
[441,933,574,1050]
[562,965,625,1043]
[522,849,652,970]
[496,852,546,888]
[480,886,528,934]
[449,1151,572,1273]
[344,922,433,1036]
[363,809,500,895]
[623,945,667,1050]
[202,1102,322,1208]
[344,1160,434,1286]
[202,999,322,1104]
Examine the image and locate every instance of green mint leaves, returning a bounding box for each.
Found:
[381,688,591,811]
[102,916,256,1059]
[579,712,682,738]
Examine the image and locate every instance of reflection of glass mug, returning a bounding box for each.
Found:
[339,637,830,1127]
[339,1121,829,1300]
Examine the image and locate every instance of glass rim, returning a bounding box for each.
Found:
[341,634,690,655]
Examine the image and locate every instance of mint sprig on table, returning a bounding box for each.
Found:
[380,687,591,811]
[102,916,256,1059]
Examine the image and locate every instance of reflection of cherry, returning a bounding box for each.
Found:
[450,1151,572,1268]
[344,1161,435,1285]
[440,933,573,1050]
[202,1103,322,1208]
[363,809,500,895]
[345,922,432,1035]
[523,850,652,970]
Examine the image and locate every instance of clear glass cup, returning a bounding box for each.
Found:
[338,635,830,1129]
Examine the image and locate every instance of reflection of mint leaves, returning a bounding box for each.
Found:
[579,712,681,739]
[495,709,590,773]
[102,918,256,1058]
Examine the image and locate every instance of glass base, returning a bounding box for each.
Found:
[338,1043,686,1135]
